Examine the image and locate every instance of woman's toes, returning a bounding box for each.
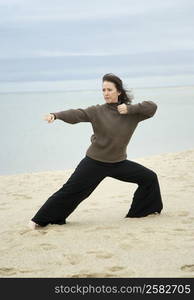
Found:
[28,220,40,229]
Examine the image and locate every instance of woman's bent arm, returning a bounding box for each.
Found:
[126,101,158,122]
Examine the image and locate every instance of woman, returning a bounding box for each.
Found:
[29,73,163,229]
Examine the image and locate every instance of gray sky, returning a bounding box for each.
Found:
[0,0,194,85]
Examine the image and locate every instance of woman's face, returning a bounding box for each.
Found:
[102,80,121,104]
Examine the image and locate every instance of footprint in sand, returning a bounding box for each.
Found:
[0,202,10,210]
[11,193,32,200]
[107,266,125,272]
[71,266,131,278]
[87,250,113,259]
[71,272,119,278]
[96,253,113,259]
[178,211,189,217]
[19,229,48,235]
[34,230,48,235]
[120,242,131,250]
[0,267,17,276]
[107,267,135,277]
[120,238,144,250]
[0,207,10,210]
[85,226,118,233]
[38,243,56,250]
[18,269,42,274]
[181,265,194,272]
[181,217,194,225]
[167,228,188,236]
[19,229,32,235]
[173,228,186,232]
[63,254,81,266]
[0,267,45,276]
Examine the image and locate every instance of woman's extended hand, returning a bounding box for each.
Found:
[117,104,128,114]
[43,113,55,123]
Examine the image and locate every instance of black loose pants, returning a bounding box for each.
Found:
[32,156,163,226]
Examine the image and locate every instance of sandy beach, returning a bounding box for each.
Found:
[0,148,194,278]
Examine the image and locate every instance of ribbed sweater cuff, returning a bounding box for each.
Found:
[50,113,57,120]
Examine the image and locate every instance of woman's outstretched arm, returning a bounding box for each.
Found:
[43,105,96,124]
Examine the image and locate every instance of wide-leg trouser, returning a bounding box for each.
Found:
[31,155,163,226]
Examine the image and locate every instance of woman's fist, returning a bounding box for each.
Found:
[117,103,128,114]
[43,113,55,123]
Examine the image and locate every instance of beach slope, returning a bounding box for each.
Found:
[0,148,194,278]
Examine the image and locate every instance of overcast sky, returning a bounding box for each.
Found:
[0,0,194,85]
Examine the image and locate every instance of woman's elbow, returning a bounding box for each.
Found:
[147,101,158,117]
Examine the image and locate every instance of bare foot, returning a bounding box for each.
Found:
[150,212,160,216]
[28,220,41,229]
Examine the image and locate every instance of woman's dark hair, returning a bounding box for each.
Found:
[102,73,133,104]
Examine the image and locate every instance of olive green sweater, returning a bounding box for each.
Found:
[51,101,157,163]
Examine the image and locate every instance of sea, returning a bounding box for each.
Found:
[0,80,194,175]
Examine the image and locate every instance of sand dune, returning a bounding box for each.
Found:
[0,148,194,278]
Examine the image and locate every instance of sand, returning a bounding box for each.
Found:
[0,148,194,278]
